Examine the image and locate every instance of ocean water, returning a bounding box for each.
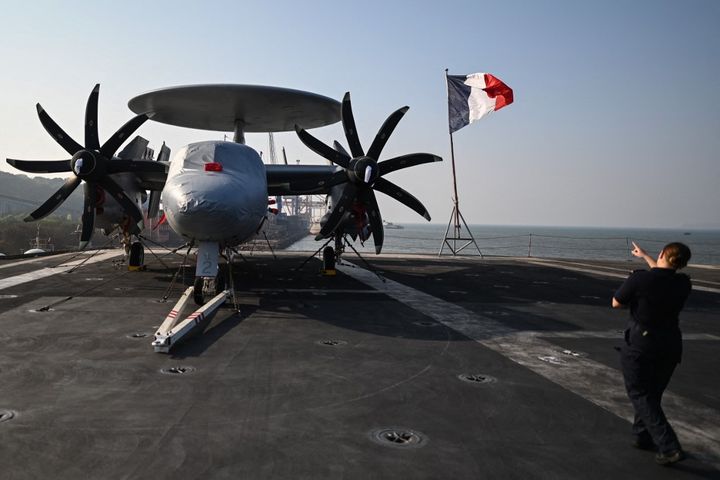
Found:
[286,223,720,266]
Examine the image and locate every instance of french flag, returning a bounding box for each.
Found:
[447,72,514,133]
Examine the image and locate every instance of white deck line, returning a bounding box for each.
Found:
[338,262,720,470]
[0,250,123,291]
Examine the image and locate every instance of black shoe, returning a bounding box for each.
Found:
[655,449,684,466]
[632,436,656,451]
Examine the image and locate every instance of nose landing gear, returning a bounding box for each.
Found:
[193,267,226,305]
[153,241,234,353]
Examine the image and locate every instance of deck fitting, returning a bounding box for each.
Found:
[370,428,426,448]
[414,321,439,327]
[0,410,16,423]
[458,374,497,384]
[30,308,54,313]
[316,339,347,346]
[161,366,195,375]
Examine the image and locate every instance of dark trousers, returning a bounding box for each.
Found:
[621,347,681,453]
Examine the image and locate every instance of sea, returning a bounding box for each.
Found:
[286,224,720,266]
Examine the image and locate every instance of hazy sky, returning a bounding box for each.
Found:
[1,0,718,228]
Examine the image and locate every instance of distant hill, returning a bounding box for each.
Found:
[0,171,83,218]
[0,215,81,255]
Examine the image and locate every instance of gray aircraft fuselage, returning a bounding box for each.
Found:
[162,141,268,246]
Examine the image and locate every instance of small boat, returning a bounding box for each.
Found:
[383,220,404,230]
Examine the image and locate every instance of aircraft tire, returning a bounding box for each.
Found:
[129,242,144,269]
[193,270,225,306]
[323,246,336,270]
[193,277,205,306]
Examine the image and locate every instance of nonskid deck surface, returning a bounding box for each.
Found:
[0,249,718,479]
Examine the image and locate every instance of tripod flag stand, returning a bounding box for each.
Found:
[439,69,514,256]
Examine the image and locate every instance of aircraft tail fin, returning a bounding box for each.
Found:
[118,136,151,160]
[157,141,171,163]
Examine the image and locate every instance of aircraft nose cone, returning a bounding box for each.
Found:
[162,141,268,244]
[164,175,265,243]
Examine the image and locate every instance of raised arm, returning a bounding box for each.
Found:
[631,241,657,268]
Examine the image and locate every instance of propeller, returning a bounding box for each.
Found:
[6,84,165,249]
[295,92,441,254]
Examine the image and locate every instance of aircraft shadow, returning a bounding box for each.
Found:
[144,253,715,350]
[169,305,258,359]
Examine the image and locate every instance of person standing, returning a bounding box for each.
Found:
[612,241,692,466]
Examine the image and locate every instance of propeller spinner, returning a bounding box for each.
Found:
[6,84,164,249]
[295,92,441,254]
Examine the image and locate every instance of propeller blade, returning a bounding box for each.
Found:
[367,106,409,160]
[79,182,97,249]
[378,153,442,177]
[341,92,364,158]
[98,176,143,226]
[361,189,384,254]
[316,183,357,239]
[333,141,350,158]
[99,114,149,159]
[106,159,168,174]
[295,126,351,168]
[24,176,81,222]
[6,158,71,174]
[373,177,431,221]
[85,84,100,150]
[289,169,349,192]
[36,104,83,156]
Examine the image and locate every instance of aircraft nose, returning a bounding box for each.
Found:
[163,175,264,242]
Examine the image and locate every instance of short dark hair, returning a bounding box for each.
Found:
[662,242,692,269]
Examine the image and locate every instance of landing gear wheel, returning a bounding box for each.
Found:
[193,269,226,306]
[193,277,205,306]
[128,241,144,271]
[322,246,336,271]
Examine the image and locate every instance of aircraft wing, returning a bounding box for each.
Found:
[116,136,169,191]
[266,164,343,195]
[132,166,168,191]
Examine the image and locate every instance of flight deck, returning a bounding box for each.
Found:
[0,250,718,479]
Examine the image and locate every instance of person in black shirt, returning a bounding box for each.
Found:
[612,241,692,466]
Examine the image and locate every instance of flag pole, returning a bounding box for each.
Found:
[439,69,483,257]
